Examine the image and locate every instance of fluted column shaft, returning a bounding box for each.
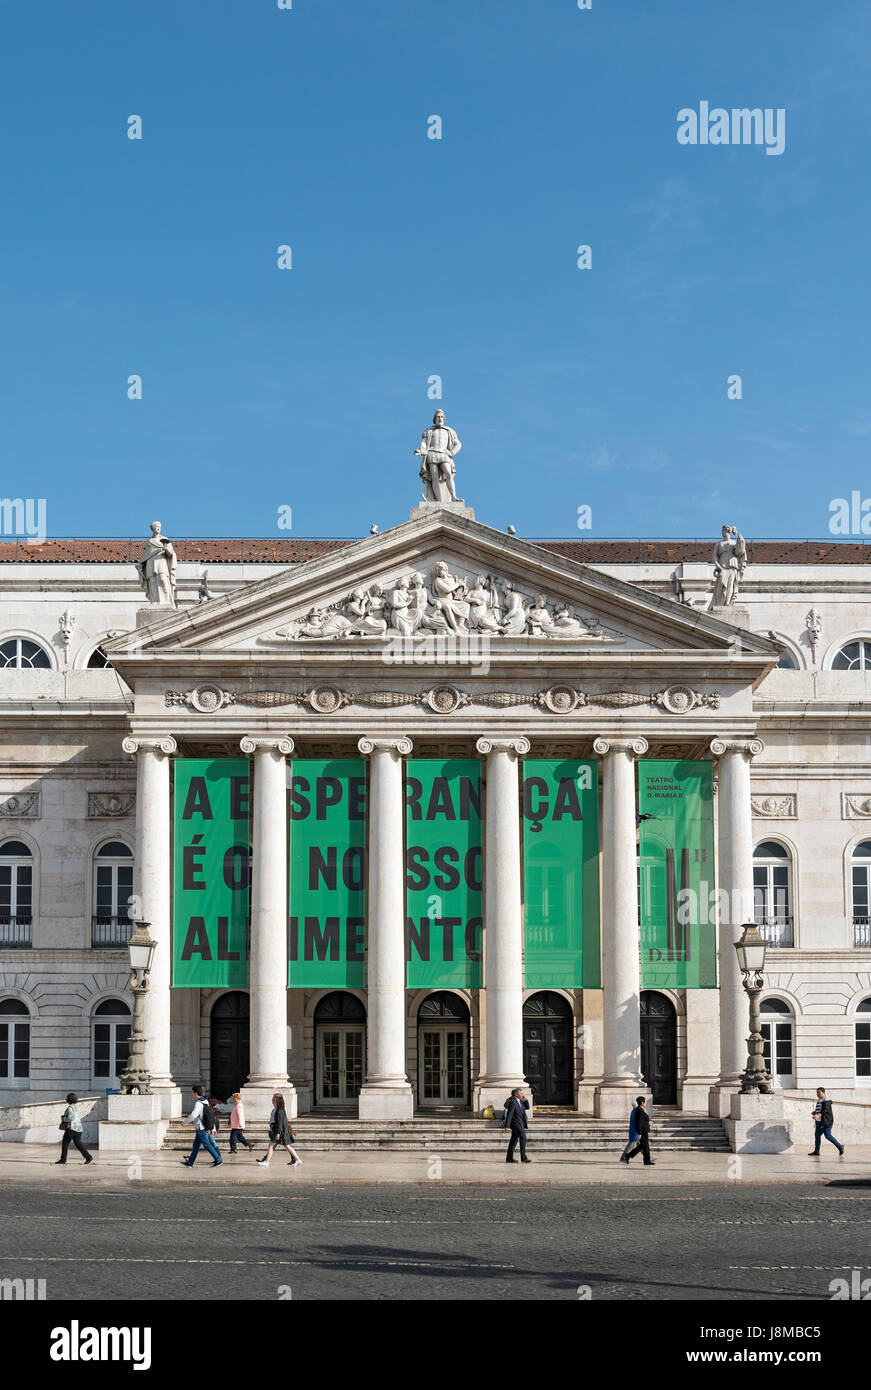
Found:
[710,737,764,1097]
[357,736,415,1120]
[122,735,179,1116]
[474,736,530,1112]
[593,736,648,1118]
[240,736,294,1117]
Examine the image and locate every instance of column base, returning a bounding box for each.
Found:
[149,1082,183,1120]
[594,1081,650,1120]
[99,1093,169,1151]
[708,1079,741,1118]
[724,1092,794,1153]
[472,1078,530,1119]
[358,1081,414,1121]
[679,1076,720,1112]
[241,1080,296,1122]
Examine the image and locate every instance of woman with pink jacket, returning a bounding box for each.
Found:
[228,1092,255,1155]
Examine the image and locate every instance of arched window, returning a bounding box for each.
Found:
[87,646,111,669]
[0,997,30,1082]
[856,999,871,1081]
[0,638,51,669]
[0,841,33,946]
[753,841,793,946]
[91,999,131,1087]
[761,997,794,1089]
[92,841,133,948]
[850,841,871,947]
[776,650,798,670]
[833,640,871,671]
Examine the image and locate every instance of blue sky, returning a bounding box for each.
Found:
[1,1,869,541]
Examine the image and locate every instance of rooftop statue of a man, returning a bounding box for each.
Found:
[415,409,461,503]
[711,524,747,607]
[136,521,177,606]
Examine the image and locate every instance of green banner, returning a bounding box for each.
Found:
[405,759,483,989]
[638,759,717,989]
[522,759,600,988]
[288,759,366,988]
[172,759,250,988]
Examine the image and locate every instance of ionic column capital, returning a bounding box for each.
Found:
[475,736,531,757]
[592,736,649,757]
[358,736,413,756]
[709,737,764,759]
[240,735,294,756]
[122,735,178,756]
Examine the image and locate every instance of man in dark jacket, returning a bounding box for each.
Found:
[502,1088,531,1164]
[809,1087,845,1157]
[626,1096,655,1166]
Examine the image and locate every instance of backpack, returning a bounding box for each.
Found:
[200,1100,216,1131]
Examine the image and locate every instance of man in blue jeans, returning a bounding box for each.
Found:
[181,1085,222,1167]
[809,1087,845,1157]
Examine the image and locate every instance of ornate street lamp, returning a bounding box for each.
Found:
[734,923,773,1095]
[118,920,156,1095]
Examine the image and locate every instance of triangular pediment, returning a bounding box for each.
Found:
[104,511,780,669]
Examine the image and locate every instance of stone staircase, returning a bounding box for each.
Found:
[163,1109,730,1154]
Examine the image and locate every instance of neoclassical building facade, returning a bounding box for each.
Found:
[2,508,871,1124]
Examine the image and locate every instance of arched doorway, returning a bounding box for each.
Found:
[315,992,366,1108]
[210,992,250,1101]
[523,992,573,1106]
[640,991,677,1104]
[417,992,470,1108]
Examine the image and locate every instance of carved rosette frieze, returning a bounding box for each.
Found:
[165,681,721,717]
[842,794,871,819]
[88,792,136,819]
[0,793,40,819]
[751,795,797,819]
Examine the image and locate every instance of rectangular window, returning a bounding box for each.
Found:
[857,1022,871,1079]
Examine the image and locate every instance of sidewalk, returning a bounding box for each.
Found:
[0,1143,868,1187]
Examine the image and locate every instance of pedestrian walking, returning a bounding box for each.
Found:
[502,1087,531,1164]
[619,1102,641,1164]
[181,1085,223,1168]
[808,1087,845,1157]
[55,1092,93,1165]
[228,1092,255,1154]
[623,1096,655,1166]
[256,1093,301,1167]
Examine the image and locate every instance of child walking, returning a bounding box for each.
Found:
[256,1093,302,1167]
[228,1092,256,1154]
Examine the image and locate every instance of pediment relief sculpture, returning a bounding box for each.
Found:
[265,563,621,643]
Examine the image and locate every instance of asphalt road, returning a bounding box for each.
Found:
[1,1181,869,1302]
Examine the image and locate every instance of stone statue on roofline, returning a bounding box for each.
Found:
[711,524,747,607]
[415,410,462,504]
[136,521,177,606]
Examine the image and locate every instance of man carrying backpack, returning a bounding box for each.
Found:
[181,1085,223,1168]
[808,1087,845,1158]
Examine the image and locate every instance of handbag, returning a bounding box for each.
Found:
[59,1116,70,1131]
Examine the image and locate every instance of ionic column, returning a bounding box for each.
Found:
[122,735,181,1118]
[708,737,764,1115]
[592,736,648,1119]
[239,736,295,1120]
[357,736,415,1120]
[474,735,530,1113]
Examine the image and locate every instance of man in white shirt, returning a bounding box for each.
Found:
[181,1085,222,1167]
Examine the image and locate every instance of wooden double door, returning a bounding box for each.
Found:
[523,992,573,1107]
[210,991,250,1101]
[639,991,677,1104]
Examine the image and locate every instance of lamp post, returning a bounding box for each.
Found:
[119,920,156,1095]
[734,923,773,1095]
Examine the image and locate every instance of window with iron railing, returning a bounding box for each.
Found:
[851,843,871,946]
[92,841,133,947]
[0,841,33,947]
[754,841,793,946]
